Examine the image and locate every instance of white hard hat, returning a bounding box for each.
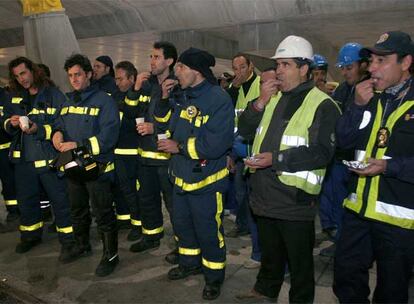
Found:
[271,35,313,61]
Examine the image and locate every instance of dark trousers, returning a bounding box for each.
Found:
[15,162,73,244]
[173,189,226,285]
[319,162,348,239]
[114,156,140,226]
[234,159,249,232]
[137,162,173,240]
[67,176,116,235]
[255,216,315,303]
[333,210,414,304]
[0,149,18,214]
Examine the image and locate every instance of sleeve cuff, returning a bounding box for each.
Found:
[384,159,400,177]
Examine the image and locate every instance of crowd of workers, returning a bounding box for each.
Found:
[0,29,414,302]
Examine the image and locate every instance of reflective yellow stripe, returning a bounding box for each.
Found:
[34,159,53,168]
[136,179,140,191]
[119,111,124,121]
[154,110,172,123]
[175,168,229,192]
[12,151,21,158]
[44,124,52,140]
[215,192,225,248]
[131,219,142,226]
[138,148,170,160]
[104,162,115,173]
[142,226,164,235]
[4,200,17,206]
[187,137,199,159]
[117,214,131,220]
[89,136,100,155]
[56,226,73,233]
[139,95,151,103]
[0,142,11,150]
[124,97,139,106]
[60,106,100,116]
[27,108,57,115]
[20,221,43,231]
[202,258,225,270]
[114,148,139,155]
[4,118,11,130]
[12,97,23,104]
[194,115,209,127]
[179,247,201,255]
[180,109,192,122]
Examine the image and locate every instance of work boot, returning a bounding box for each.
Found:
[165,247,179,265]
[95,231,119,277]
[59,242,85,264]
[129,239,160,253]
[127,226,142,242]
[202,283,221,301]
[167,265,202,280]
[15,239,42,254]
[74,230,92,256]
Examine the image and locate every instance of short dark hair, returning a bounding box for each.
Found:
[153,41,178,71]
[232,54,251,66]
[64,54,92,73]
[8,56,54,92]
[293,58,313,79]
[115,61,138,81]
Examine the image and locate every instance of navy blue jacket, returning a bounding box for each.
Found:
[0,88,12,146]
[3,85,65,164]
[92,74,118,97]
[54,85,120,164]
[167,80,234,194]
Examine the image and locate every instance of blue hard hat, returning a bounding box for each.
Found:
[336,42,363,67]
[312,54,328,69]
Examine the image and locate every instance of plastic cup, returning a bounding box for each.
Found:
[157,133,168,140]
[135,117,145,125]
[19,116,29,130]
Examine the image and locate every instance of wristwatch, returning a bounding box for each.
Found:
[177,142,185,154]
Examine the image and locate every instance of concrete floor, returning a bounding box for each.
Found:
[0,204,412,304]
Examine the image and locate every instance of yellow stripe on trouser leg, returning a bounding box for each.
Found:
[131,219,142,226]
[117,214,131,221]
[56,226,73,233]
[179,247,201,255]
[215,192,225,248]
[202,257,226,270]
[142,226,164,235]
[20,221,43,231]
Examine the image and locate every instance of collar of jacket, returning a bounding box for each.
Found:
[67,84,98,102]
[281,80,314,96]
[184,79,212,98]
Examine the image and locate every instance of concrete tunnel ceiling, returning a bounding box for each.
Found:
[0,0,413,79]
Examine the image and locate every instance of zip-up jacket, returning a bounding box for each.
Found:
[54,85,120,164]
[114,88,140,157]
[127,74,172,166]
[0,88,12,149]
[92,74,118,97]
[337,77,414,229]
[167,80,234,194]
[3,85,65,166]
[239,81,340,221]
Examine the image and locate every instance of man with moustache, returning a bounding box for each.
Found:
[334,31,414,304]
[157,47,234,300]
[237,35,340,302]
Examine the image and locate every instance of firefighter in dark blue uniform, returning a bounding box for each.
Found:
[113,61,142,241]
[52,54,120,277]
[334,31,414,303]
[2,57,77,262]
[92,55,118,96]
[127,42,176,258]
[158,48,234,301]
[0,87,19,232]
